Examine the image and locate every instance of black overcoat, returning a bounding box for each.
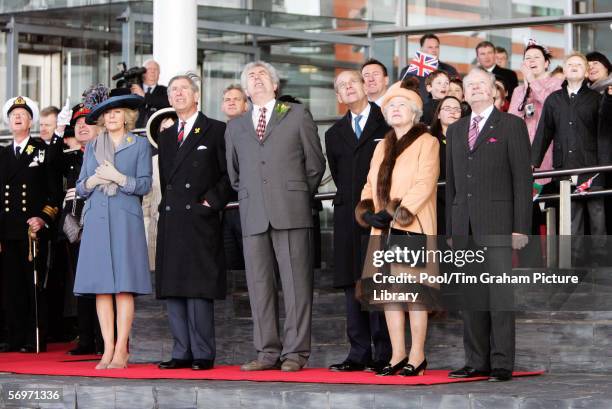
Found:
[155,112,233,299]
[324,102,389,287]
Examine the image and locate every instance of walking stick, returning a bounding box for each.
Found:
[28,226,40,354]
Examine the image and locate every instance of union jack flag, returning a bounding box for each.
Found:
[405,51,439,78]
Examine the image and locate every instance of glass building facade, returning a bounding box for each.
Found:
[0,0,611,228]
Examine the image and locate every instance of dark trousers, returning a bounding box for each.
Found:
[166,297,215,361]
[1,239,48,350]
[222,209,244,270]
[462,242,515,372]
[344,285,391,364]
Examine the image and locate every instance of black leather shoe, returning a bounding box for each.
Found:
[448,366,490,378]
[192,359,214,370]
[364,360,387,373]
[329,360,366,372]
[399,359,427,376]
[158,358,192,369]
[376,357,408,376]
[67,345,96,355]
[488,368,512,382]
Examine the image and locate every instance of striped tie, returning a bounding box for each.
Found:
[468,115,482,151]
[256,107,267,140]
[177,121,186,145]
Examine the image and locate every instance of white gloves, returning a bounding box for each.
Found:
[57,98,73,126]
[95,160,127,187]
[64,187,76,202]
[85,175,107,190]
[55,98,72,137]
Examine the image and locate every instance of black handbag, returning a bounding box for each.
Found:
[384,206,427,268]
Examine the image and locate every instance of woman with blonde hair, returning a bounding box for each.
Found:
[74,94,152,369]
[356,84,439,376]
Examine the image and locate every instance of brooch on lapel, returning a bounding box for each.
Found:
[275,103,291,119]
[127,136,133,143]
[194,128,201,134]
[488,137,498,143]
[37,150,45,163]
[25,145,35,155]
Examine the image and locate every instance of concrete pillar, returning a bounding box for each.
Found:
[153,0,198,86]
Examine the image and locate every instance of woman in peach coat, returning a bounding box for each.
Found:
[356,85,439,376]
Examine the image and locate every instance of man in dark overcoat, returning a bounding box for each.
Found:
[324,70,391,372]
[155,73,233,371]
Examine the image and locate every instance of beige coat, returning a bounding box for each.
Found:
[356,125,439,236]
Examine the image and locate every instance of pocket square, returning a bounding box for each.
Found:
[374,138,383,142]
[197,145,207,150]
[488,137,498,143]
[28,162,39,168]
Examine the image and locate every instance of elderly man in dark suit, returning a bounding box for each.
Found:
[226,61,326,372]
[446,67,532,382]
[325,70,391,373]
[156,73,233,371]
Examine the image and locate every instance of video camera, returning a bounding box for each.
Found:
[112,62,146,89]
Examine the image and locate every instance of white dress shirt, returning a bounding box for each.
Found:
[177,111,199,142]
[13,136,30,156]
[471,104,495,133]
[251,99,276,130]
[350,103,371,134]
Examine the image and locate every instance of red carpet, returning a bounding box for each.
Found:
[0,343,543,386]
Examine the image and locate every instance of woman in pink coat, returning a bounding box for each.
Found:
[509,43,562,237]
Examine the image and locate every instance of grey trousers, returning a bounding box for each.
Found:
[243,227,313,366]
[166,297,215,361]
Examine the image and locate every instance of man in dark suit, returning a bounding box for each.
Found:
[324,70,391,373]
[446,68,532,382]
[0,96,62,353]
[133,60,171,128]
[475,41,518,100]
[156,73,233,371]
[399,33,459,98]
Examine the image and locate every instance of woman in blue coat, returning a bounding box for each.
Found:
[74,94,152,369]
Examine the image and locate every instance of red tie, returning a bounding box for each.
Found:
[256,107,267,140]
[177,121,186,145]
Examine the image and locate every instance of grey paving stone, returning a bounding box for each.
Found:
[471,395,519,409]
[373,391,423,409]
[238,389,283,409]
[75,385,115,409]
[196,387,241,409]
[330,391,374,409]
[281,390,329,409]
[115,385,154,409]
[155,386,197,409]
[422,394,472,409]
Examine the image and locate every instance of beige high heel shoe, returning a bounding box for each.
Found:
[108,353,129,369]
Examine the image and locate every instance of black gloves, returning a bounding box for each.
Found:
[363,210,393,229]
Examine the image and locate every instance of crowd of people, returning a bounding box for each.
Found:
[0,33,611,383]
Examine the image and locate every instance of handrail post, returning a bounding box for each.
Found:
[545,207,557,268]
[559,179,572,268]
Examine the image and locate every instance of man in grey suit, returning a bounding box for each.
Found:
[225,61,326,372]
[446,67,532,382]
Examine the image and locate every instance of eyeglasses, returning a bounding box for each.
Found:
[441,106,461,113]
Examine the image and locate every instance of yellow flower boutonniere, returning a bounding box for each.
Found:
[194,128,201,134]
[275,103,291,119]
[25,145,35,155]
